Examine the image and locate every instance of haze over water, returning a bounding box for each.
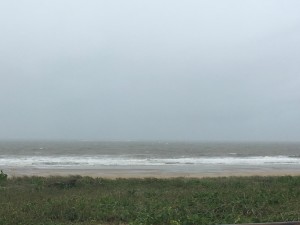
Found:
[0,1,300,178]
[1,1,300,142]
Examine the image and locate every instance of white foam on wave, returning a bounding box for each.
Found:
[0,155,300,168]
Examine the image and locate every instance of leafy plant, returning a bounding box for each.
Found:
[0,170,8,182]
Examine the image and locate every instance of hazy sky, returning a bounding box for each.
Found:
[0,0,300,141]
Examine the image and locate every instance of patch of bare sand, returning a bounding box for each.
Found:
[5,167,300,179]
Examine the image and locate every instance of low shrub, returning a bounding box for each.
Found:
[0,170,7,183]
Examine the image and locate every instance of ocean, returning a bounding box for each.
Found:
[1,141,300,176]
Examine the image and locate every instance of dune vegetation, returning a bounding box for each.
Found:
[1,173,300,225]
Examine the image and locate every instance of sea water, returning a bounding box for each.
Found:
[1,141,300,174]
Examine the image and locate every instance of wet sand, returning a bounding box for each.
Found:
[5,166,300,178]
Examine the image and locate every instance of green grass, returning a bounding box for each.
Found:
[1,175,300,225]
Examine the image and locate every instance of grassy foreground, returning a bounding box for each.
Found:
[1,175,300,225]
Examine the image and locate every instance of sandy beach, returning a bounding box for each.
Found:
[5,166,300,178]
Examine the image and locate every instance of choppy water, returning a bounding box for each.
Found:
[0,141,300,170]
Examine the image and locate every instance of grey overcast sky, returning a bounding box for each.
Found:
[0,0,300,141]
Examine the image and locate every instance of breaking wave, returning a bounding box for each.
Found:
[1,155,300,168]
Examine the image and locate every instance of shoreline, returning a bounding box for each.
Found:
[4,167,300,178]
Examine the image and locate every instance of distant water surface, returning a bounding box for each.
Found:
[1,141,300,171]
